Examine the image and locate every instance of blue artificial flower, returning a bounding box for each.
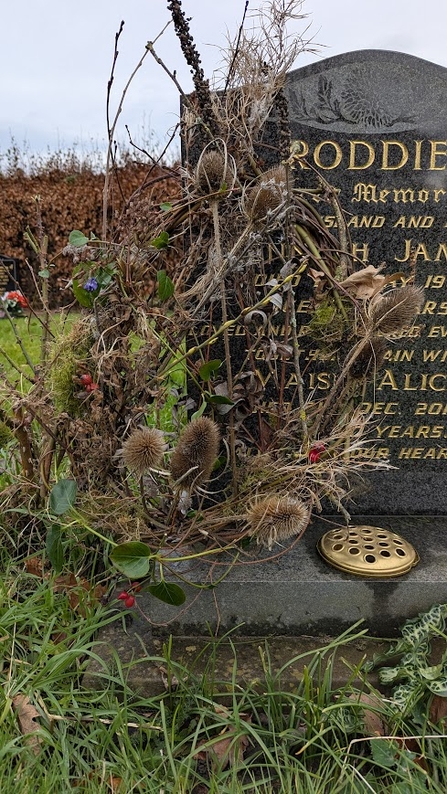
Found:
[83,277,98,292]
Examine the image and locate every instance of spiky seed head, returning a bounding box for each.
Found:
[243,166,287,223]
[122,427,166,477]
[247,496,310,550]
[195,150,230,194]
[349,337,386,380]
[369,285,423,335]
[170,417,220,490]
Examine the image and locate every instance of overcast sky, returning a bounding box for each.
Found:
[2,0,447,161]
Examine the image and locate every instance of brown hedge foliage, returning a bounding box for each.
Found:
[0,160,180,307]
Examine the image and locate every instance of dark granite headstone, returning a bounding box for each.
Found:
[0,254,21,294]
[284,50,447,514]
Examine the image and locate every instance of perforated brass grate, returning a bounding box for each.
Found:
[317,525,419,577]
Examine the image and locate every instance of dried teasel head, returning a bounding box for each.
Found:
[247,496,310,550]
[349,337,386,380]
[121,427,166,477]
[194,146,236,195]
[170,417,220,490]
[368,285,423,336]
[243,166,287,223]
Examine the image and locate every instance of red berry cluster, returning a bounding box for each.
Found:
[117,582,141,608]
[79,373,99,392]
[117,591,136,608]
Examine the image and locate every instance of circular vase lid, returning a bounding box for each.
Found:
[317,525,419,577]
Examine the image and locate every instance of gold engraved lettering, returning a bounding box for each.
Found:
[352,183,390,203]
[399,447,447,459]
[314,140,342,170]
[414,402,447,415]
[382,140,409,170]
[393,188,415,202]
[425,275,446,288]
[348,140,375,169]
[323,215,336,228]
[290,140,310,168]
[359,402,399,415]
[429,140,447,170]
[352,242,369,262]
[428,326,447,337]
[422,349,447,362]
[414,140,423,170]
[383,349,414,363]
[377,370,398,390]
[435,244,447,261]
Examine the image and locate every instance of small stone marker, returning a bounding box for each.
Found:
[285,49,447,514]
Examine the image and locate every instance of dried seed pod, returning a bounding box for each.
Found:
[349,337,386,379]
[243,166,287,223]
[369,285,423,335]
[247,496,310,550]
[122,427,166,477]
[170,417,220,490]
[195,149,235,194]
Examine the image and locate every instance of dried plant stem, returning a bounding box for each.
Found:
[2,311,36,376]
[0,345,34,384]
[295,223,348,321]
[211,201,238,494]
[288,289,309,447]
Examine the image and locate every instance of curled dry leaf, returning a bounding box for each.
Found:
[12,694,42,756]
[339,265,386,299]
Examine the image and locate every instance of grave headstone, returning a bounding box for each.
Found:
[0,254,21,294]
[285,49,447,514]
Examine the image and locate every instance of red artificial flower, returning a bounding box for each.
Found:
[309,443,326,464]
[5,291,28,308]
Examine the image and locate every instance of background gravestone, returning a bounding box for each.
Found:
[0,254,21,295]
[285,49,447,515]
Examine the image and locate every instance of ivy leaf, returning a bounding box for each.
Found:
[147,581,186,606]
[38,268,50,279]
[72,279,95,308]
[151,231,170,250]
[46,525,64,573]
[157,270,175,301]
[69,230,89,248]
[49,479,77,516]
[199,359,221,381]
[109,541,153,579]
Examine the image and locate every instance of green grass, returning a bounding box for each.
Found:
[0,312,76,386]
[0,557,444,793]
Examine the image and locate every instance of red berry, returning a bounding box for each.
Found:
[124,595,135,608]
[80,374,93,385]
[117,591,128,601]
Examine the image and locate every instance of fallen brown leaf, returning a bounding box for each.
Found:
[348,692,387,736]
[339,265,386,299]
[429,694,447,725]
[12,694,42,755]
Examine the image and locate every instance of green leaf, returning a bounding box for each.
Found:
[207,395,234,405]
[427,678,447,696]
[191,401,207,421]
[46,524,64,573]
[69,230,89,248]
[109,542,153,579]
[151,231,170,250]
[370,738,398,768]
[72,279,95,308]
[49,479,78,516]
[160,202,172,212]
[38,268,50,279]
[199,359,221,381]
[147,581,186,606]
[157,270,175,301]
